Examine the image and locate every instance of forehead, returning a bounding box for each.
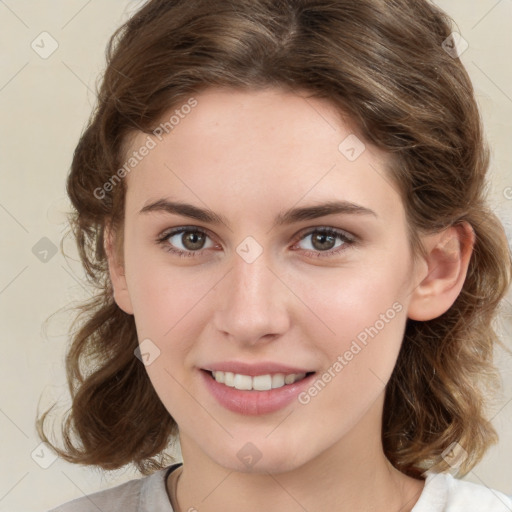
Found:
[122,87,403,226]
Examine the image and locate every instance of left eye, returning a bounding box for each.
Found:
[296,228,348,253]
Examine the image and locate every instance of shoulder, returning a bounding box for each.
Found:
[47,464,180,512]
[413,471,512,512]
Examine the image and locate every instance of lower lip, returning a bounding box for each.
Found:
[200,370,316,416]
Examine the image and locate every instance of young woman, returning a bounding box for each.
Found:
[39,1,512,511]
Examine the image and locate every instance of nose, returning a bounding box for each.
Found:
[212,248,291,347]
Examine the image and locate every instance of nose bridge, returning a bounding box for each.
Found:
[213,248,290,344]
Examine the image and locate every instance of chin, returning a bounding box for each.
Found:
[203,437,311,475]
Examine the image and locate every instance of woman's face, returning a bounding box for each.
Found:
[113,87,423,473]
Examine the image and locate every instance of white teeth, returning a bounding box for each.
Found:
[234,374,252,390]
[284,374,295,385]
[253,374,272,391]
[271,373,285,388]
[224,372,235,387]
[211,371,308,391]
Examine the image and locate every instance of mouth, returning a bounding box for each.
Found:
[206,369,315,391]
[200,367,317,415]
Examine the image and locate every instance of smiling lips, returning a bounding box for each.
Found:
[201,362,316,415]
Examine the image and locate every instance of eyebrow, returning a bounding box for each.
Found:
[139,198,377,228]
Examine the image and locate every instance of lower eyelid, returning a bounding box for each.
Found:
[158,227,354,256]
[294,231,353,254]
[165,229,216,251]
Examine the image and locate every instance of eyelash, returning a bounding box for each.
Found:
[156,226,356,259]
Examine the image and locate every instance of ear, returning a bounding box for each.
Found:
[104,221,134,315]
[407,222,475,321]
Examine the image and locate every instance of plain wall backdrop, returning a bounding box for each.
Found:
[1,1,511,511]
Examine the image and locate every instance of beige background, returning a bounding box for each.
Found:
[1,1,511,511]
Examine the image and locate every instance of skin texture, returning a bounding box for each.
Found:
[105,87,474,512]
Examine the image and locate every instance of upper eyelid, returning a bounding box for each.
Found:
[160,225,217,243]
[160,225,356,246]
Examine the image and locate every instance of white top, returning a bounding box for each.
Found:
[48,463,512,511]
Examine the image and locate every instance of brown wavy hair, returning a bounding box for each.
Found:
[37,0,512,477]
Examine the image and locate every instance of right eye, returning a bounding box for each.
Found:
[157,227,217,258]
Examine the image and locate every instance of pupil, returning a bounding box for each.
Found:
[181,231,336,252]
[184,231,204,250]
[313,233,335,251]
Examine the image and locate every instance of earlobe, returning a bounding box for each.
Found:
[104,222,134,315]
[407,222,475,321]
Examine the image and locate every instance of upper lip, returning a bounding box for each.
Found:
[202,361,314,376]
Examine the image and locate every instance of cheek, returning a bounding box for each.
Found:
[124,246,215,337]
[297,261,407,343]
[293,277,407,429]
[293,260,409,400]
